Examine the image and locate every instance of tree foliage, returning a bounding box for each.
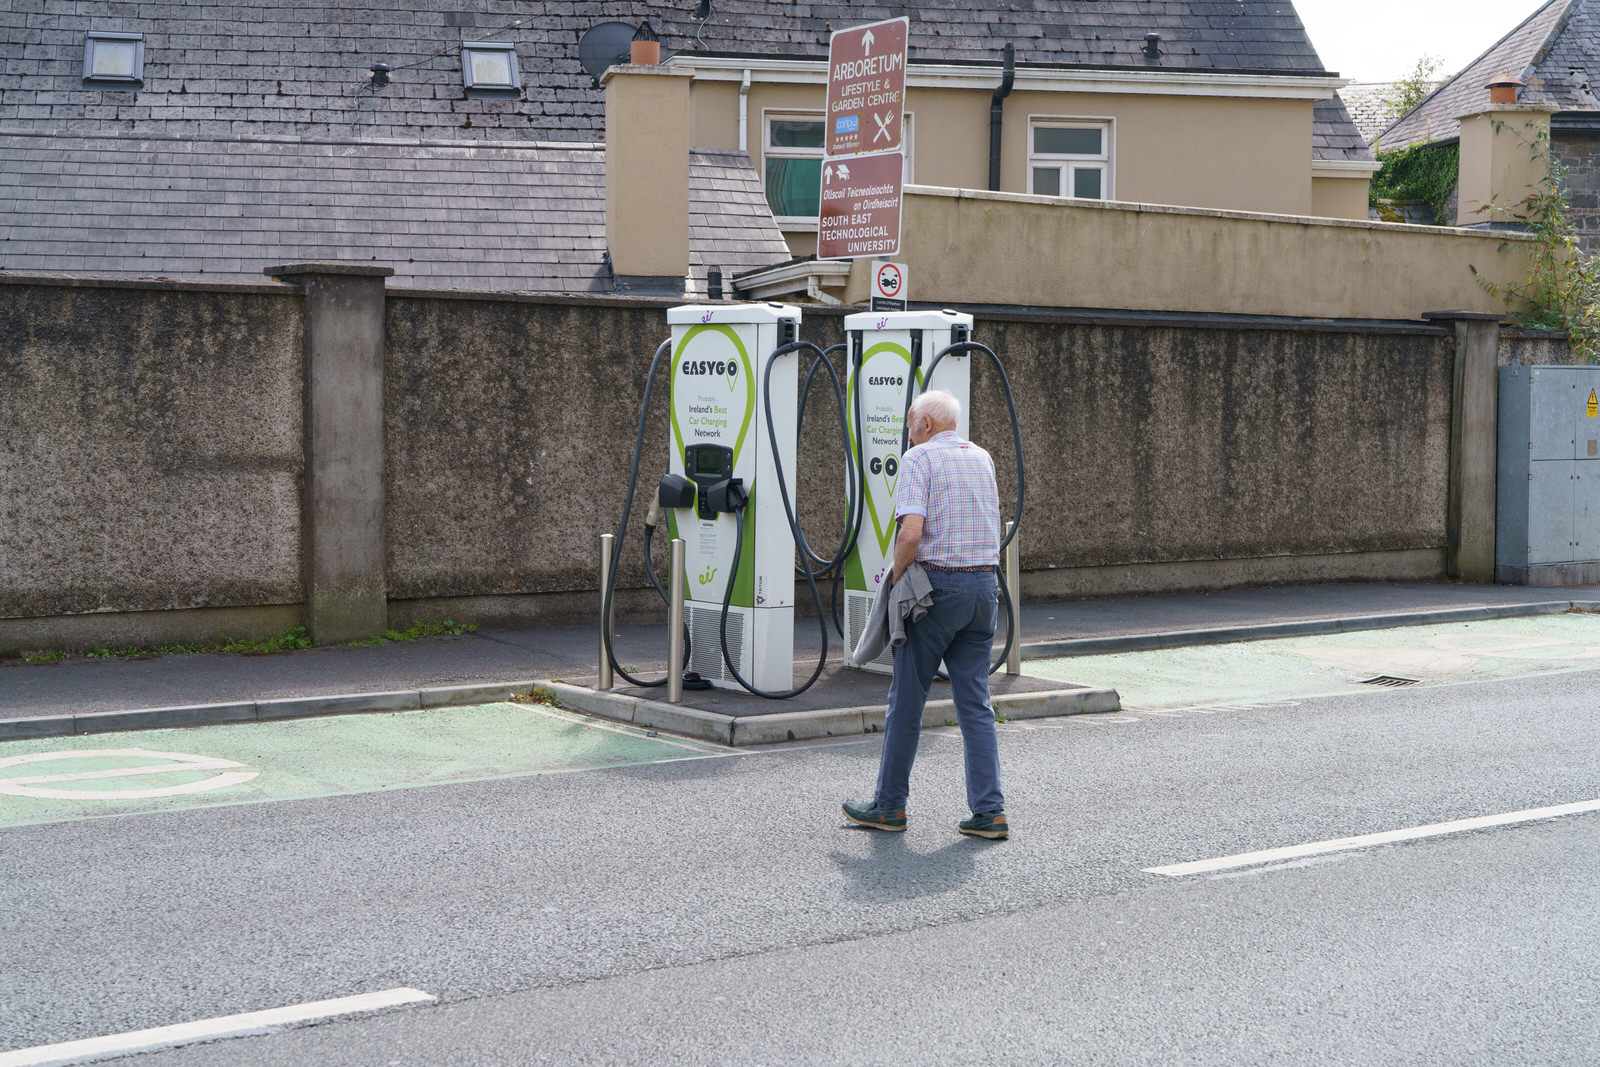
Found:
[1383,54,1445,119]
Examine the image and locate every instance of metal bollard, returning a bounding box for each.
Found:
[667,538,686,703]
[598,533,615,690]
[1004,521,1022,675]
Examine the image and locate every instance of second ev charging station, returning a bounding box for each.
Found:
[842,309,974,673]
[661,303,801,693]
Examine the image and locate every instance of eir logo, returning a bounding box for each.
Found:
[701,311,715,323]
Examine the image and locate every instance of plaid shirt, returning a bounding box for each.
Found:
[895,429,1002,569]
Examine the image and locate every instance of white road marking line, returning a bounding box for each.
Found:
[1206,853,1353,879]
[0,750,260,801]
[10,772,263,802]
[7,760,241,786]
[0,988,436,1067]
[1146,797,1600,877]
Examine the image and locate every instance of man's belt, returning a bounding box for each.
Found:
[921,562,998,573]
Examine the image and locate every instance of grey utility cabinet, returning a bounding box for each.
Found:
[1496,361,1600,585]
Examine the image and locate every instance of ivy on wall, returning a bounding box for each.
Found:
[1369,141,1459,224]
[1474,122,1600,363]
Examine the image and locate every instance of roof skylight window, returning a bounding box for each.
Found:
[461,42,519,92]
[83,31,144,85]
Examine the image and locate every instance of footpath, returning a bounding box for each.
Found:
[1,581,1595,743]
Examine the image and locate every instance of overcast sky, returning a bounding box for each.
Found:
[1293,0,1552,83]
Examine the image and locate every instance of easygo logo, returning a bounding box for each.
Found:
[867,375,903,387]
[681,360,739,382]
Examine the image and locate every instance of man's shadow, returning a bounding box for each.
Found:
[828,825,994,900]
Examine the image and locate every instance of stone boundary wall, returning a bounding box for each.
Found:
[0,273,1573,652]
[0,277,304,651]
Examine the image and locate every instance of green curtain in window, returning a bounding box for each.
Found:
[764,157,822,218]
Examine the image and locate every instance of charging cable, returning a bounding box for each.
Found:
[601,339,692,688]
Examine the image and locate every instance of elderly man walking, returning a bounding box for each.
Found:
[844,389,1009,840]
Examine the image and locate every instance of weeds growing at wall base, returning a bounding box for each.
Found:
[344,619,479,648]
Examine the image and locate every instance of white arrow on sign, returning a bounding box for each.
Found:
[861,28,875,51]
[0,748,260,800]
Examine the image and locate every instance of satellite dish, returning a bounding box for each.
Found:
[578,22,637,87]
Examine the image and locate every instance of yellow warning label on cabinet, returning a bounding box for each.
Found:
[1590,389,1599,418]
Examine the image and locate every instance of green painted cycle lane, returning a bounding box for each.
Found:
[1029,613,1600,711]
[0,702,728,829]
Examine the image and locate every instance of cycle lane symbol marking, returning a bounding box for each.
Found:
[0,748,260,800]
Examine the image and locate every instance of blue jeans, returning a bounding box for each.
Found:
[874,569,1005,815]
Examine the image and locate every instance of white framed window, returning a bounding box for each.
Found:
[1028,118,1113,200]
[763,112,827,225]
[83,31,143,85]
[762,110,914,228]
[461,41,519,91]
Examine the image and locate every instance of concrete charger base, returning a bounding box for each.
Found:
[545,670,1122,747]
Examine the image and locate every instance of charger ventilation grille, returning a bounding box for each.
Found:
[687,604,744,681]
[844,590,893,668]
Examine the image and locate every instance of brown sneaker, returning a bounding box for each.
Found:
[842,800,907,831]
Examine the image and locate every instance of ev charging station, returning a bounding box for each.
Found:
[601,299,1020,703]
[842,309,974,673]
[662,303,801,692]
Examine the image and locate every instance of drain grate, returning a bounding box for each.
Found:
[1359,675,1421,688]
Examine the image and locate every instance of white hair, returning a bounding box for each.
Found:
[909,390,960,431]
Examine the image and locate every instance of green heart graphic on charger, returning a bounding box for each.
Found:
[854,344,919,555]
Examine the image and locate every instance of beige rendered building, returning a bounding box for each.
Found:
[668,41,1376,257]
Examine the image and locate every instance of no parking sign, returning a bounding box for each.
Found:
[871,261,907,311]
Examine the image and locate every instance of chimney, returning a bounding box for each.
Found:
[603,63,693,294]
[1454,76,1557,228]
[1486,72,1525,105]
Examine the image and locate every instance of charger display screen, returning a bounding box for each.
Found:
[683,442,737,520]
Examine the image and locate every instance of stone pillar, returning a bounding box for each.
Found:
[1425,310,1504,582]
[264,263,394,644]
[603,64,692,294]
[1455,103,1559,227]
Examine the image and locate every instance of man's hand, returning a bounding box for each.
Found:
[890,514,925,586]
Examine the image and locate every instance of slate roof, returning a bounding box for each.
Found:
[684,0,1332,72]
[1313,97,1375,162]
[0,134,789,293]
[1337,81,1448,144]
[0,2,1338,145]
[0,3,1368,292]
[1379,0,1583,150]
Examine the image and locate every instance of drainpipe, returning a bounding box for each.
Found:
[739,68,751,152]
[989,43,1014,191]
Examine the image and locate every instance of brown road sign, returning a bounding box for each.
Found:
[825,17,909,158]
[818,150,904,260]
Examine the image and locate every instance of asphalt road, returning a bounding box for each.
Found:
[2,635,1598,1064]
